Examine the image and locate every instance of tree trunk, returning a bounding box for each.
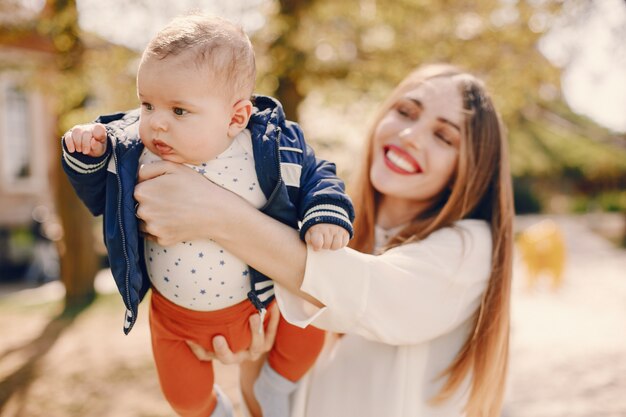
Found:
[45,0,98,308]
[54,142,98,307]
[274,0,310,121]
[276,74,304,122]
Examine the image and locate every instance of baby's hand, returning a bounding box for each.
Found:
[305,224,349,251]
[62,123,108,157]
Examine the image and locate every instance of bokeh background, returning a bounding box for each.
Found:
[0,0,625,416]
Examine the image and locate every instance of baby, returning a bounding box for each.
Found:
[61,14,354,417]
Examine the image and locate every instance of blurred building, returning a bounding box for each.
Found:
[0,2,137,280]
[0,4,59,279]
[0,31,57,228]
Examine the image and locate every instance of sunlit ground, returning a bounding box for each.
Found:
[0,213,625,417]
[505,214,626,417]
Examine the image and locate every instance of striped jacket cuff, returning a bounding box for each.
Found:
[61,139,110,175]
[299,204,354,240]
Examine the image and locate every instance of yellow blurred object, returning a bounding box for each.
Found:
[516,219,566,291]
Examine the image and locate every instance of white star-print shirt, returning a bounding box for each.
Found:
[140,130,267,311]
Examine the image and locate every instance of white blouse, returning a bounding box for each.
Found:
[274,219,493,417]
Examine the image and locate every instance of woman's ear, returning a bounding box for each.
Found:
[227,99,253,138]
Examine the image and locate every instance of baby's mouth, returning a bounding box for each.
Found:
[153,139,173,155]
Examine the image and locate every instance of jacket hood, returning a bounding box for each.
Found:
[249,95,287,139]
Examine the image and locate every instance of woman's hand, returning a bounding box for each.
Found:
[134,160,239,246]
[135,160,313,302]
[186,302,280,363]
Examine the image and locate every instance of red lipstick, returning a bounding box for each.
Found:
[383,145,422,175]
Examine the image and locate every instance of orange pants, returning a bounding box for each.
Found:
[149,289,325,417]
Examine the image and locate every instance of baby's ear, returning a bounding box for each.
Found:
[227,99,253,138]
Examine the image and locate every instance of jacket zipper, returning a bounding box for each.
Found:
[112,145,133,330]
[260,126,283,211]
[249,126,283,325]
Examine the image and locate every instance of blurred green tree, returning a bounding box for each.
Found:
[254,0,626,212]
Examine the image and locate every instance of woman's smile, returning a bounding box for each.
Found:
[383,145,422,175]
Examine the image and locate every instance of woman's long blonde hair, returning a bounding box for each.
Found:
[349,64,514,417]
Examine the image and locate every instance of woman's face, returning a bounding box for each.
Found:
[370,76,464,220]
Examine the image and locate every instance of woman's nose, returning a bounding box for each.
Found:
[399,126,421,147]
[399,127,413,141]
[399,121,431,149]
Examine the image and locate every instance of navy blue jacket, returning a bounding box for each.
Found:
[62,95,354,334]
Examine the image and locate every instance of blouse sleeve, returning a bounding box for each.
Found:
[274,220,493,345]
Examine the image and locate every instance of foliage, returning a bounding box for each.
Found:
[253,0,626,200]
[511,104,626,183]
[513,177,543,214]
[254,0,562,116]
[571,191,626,213]
[59,37,138,130]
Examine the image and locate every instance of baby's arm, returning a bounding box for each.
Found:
[61,110,140,218]
[305,223,350,251]
[62,123,108,157]
[293,139,354,249]
[61,122,114,217]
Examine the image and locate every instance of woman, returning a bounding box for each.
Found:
[134,63,514,417]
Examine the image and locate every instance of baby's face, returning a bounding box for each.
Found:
[136,55,234,165]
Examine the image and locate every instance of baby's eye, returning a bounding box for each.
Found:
[142,102,153,111]
[173,107,187,116]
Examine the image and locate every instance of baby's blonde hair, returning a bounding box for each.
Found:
[142,13,256,101]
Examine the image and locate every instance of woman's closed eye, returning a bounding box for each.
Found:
[395,100,420,120]
[435,131,453,145]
